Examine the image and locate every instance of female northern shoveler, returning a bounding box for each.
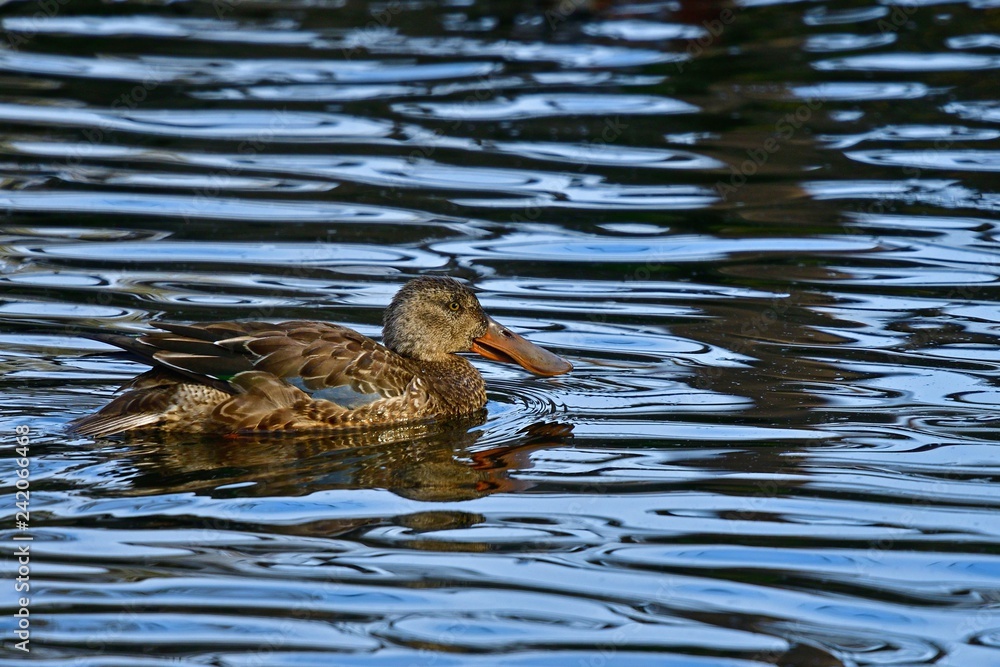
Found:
[70,277,572,436]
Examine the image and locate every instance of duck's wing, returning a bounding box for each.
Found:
[90,321,267,393]
[101,321,416,401]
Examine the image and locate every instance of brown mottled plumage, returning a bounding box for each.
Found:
[70,277,572,437]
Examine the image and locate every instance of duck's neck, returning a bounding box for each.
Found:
[413,355,487,415]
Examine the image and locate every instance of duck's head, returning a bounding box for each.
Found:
[382,276,572,376]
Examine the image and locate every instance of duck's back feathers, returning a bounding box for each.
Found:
[70,321,434,436]
[106,321,416,398]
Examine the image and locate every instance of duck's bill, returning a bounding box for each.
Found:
[471,317,572,376]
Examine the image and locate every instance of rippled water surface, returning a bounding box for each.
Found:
[2,0,1000,664]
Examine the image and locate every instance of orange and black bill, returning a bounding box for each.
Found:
[471,317,572,377]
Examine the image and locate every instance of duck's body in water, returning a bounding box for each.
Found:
[70,277,572,437]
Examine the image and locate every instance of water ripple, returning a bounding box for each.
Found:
[847,149,1000,172]
[0,190,449,224]
[436,233,879,263]
[2,15,321,45]
[10,239,445,268]
[0,103,392,141]
[582,20,706,41]
[359,36,677,68]
[791,82,929,101]
[394,93,698,121]
[815,53,1000,71]
[489,141,725,169]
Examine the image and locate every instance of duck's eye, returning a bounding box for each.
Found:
[448,301,461,312]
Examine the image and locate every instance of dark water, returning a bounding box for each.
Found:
[2,0,1000,664]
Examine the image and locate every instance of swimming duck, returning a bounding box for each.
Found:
[70,277,572,437]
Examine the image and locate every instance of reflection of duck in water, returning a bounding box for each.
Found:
[116,418,574,504]
[71,277,571,437]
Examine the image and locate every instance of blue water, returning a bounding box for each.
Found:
[1,0,999,665]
